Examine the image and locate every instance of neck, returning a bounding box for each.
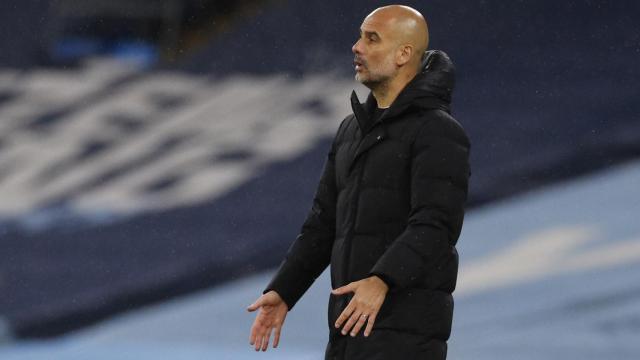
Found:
[371,69,419,108]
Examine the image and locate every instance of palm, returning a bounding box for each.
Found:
[255,301,287,329]
[248,291,288,351]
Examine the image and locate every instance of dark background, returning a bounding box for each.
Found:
[1,0,638,338]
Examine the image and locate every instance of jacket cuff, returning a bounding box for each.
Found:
[263,260,315,311]
[369,240,425,290]
[368,271,396,292]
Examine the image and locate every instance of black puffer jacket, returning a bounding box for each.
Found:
[264,50,471,360]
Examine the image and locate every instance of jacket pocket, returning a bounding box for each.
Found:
[374,288,453,340]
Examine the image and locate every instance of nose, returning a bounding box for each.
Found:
[352,38,362,55]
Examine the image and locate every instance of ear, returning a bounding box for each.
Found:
[396,44,414,66]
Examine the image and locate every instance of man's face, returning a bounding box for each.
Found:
[352,16,399,88]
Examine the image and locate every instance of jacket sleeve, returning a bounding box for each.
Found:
[369,113,471,291]
[262,120,344,310]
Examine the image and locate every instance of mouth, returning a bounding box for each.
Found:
[354,58,365,71]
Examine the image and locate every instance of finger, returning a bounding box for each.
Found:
[363,312,378,337]
[349,313,369,337]
[253,323,265,350]
[340,310,362,335]
[250,319,262,345]
[254,336,260,351]
[273,324,282,348]
[249,325,256,345]
[332,283,355,295]
[255,333,264,351]
[261,326,273,351]
[335,302,356,328]
[247,297,263,312]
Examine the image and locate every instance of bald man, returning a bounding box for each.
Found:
[248,5,470,359]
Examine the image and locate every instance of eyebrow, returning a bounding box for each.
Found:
[360,29,381,40]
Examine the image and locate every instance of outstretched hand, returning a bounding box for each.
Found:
[247,290,288,352]
[332,275,389,337]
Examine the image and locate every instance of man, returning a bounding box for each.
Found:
[247,5,470,359]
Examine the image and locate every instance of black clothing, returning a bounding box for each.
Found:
[370,106,386,126]
[264,50,471,359]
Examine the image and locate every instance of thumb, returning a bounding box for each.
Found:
[247,296,265,312]
[332,282,355,295]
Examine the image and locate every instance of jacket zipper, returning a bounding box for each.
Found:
[340,152,366,359]
[342,128,385,288]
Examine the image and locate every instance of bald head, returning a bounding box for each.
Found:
[365,5,429,66]
[352,5,430,101]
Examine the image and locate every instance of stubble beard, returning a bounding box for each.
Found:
[355,54,396,92]
[356,69,392,92]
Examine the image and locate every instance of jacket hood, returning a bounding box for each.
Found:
[399,49,456,112]
[350,49,456,128]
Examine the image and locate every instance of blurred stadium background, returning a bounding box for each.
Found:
[0,0,639,358]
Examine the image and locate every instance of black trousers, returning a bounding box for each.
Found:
[324,329,447,360]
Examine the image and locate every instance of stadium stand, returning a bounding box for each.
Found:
[2,157,640,359]
[0,0,638,340]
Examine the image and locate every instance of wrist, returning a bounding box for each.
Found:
[370,275,389,292]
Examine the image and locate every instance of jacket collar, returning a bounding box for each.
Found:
[350,49,456,132]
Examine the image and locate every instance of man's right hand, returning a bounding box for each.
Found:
[247,290,288,351]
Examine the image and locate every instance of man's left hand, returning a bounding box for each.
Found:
[332,275,389,337]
